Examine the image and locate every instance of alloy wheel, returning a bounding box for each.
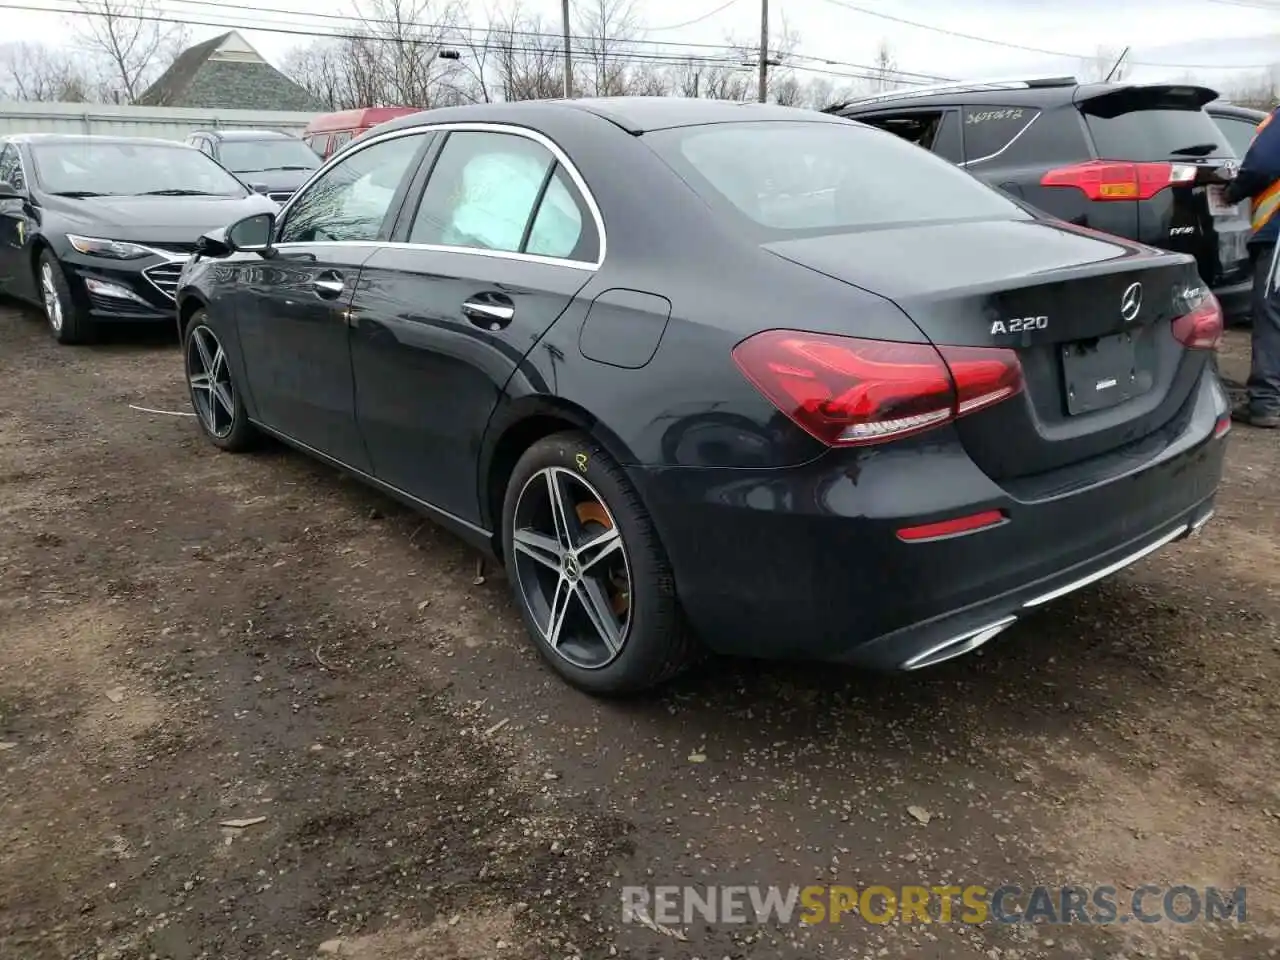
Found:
[186,324,236,439]
[40,262,63,334]
[511,466,632,669]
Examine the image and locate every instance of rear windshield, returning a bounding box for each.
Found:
[645,120,1028,236]
[1084,107,1230,161]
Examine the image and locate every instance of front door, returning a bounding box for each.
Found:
[0,143,35,300]
[348,128,602,524]
[234,130,432,472]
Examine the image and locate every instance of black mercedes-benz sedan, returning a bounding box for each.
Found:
[0,133,278,343]
[176,97,1231,696]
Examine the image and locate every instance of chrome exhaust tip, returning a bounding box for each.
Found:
[901,616,1018,671]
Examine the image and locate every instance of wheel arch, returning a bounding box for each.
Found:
[479,395,641,552]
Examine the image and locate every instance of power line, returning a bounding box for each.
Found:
[648,0,742,32]
[152,0,952,80]
[6,0,950,86]
[818,0,1280,71]
[1,0,941,88]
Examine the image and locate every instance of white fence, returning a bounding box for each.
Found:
[0,101,320,141]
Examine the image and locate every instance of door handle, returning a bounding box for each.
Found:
[313,272,345,299]
[462,297,515,330]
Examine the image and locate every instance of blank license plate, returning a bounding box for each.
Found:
[1208,185,1240,216]
[1062,332,1140,416]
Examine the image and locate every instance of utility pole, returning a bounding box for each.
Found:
[757,0,768,103]
[562,0,573,98]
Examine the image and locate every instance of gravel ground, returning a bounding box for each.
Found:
[1,303,1278,960]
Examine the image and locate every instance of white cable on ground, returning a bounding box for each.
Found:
[128,404,196,417]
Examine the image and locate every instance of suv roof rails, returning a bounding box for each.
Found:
[822,75,1078,114]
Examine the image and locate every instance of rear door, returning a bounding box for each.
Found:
[347,127,600,524]
[1075,85,1249,289]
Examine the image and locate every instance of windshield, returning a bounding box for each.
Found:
[219,138,321,173]
[31,141,247,197]
[646,120,1028,236]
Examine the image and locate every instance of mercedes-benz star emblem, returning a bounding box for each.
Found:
[1120,282,1143,323]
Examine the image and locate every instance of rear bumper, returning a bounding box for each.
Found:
[633,370,1230,670]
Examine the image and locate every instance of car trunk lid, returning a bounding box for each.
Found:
[763,217,1211,481]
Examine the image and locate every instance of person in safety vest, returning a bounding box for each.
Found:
[1223,107,1280,428]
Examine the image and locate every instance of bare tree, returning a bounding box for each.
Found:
[574,0,642,97]
[870,39,898,93]
[282,40,355,110]
[70,0,188,103]
[0,42,95,101]
[489,8,566,101]
[1221,68,1280,110]
[347,0,468,106]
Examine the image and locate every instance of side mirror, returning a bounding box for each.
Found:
[0,179,22,200]
[226,211,276,254]
[194,227,233,259]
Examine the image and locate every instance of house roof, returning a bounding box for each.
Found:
[137,31,324,112]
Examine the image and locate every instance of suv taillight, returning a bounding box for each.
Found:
[1172,293,1224,350]
[731,330,1024,446]
[1040,160,1199,201]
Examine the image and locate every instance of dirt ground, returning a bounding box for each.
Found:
[1,303,1278,960]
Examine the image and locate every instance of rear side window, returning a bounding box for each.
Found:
[647,120,1026,236]
[1212,115,1260,158]
[855,109,963,163]
[963,106,1039,165]
[408,130,595,262]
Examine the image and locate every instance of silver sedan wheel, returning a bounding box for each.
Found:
[40,261,63,334]
[510,466,632,670]
[186,324,236,439]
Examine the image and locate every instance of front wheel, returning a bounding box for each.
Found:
[38,250,92,344]
[501,430,698,696]
[183,310,256,452]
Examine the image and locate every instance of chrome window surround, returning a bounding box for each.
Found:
[271,121,608,272]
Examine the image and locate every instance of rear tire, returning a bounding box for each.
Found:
[183,309,256,452]
[501,430,698,696]
[38,250,93,344]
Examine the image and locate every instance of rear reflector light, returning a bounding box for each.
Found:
[1172,293,1224,350]
[1214,414,1231,438]
[1040,160,1198,201]
[731,330,1024,446]
[898,509,1006,542]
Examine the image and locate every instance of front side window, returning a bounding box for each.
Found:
[648,120,1026,237]
[218,137,321,175]
[0,143,23,190]
[408,130,593,261]
[278,133,424,244]
[30,141,247,197]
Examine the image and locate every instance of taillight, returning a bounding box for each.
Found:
[731,330,1024,447]
[1040,160,1198,201]
[1172,293,1224,350]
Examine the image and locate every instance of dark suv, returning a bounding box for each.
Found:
[185,129,320,205]
[826,77,1252,321]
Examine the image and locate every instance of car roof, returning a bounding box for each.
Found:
[192,129,296,141]
[1207,101,1271,122]
[4,132,194,148]
[828,78,1220,115]
[372,96,851,137]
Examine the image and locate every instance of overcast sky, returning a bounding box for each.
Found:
[5,0,1280,92]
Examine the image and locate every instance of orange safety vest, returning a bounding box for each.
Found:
[1249,112,1280,234]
